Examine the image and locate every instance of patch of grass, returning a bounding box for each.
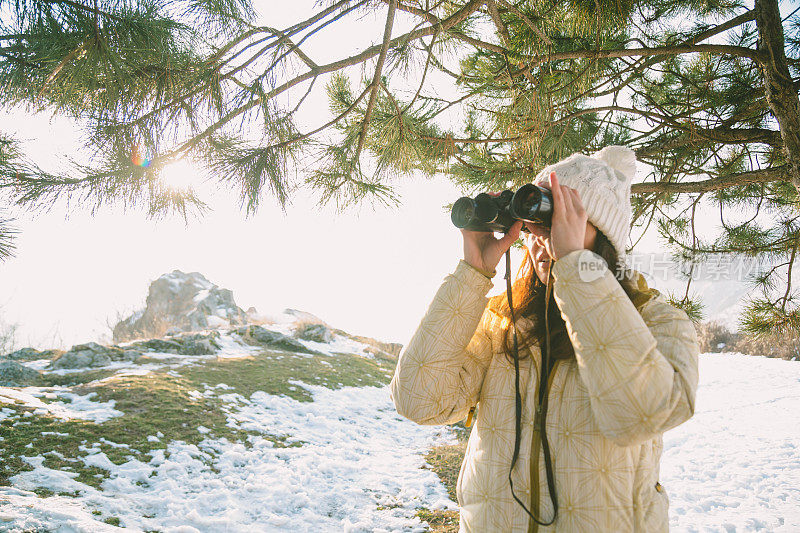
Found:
[41,369,120,387]
[447,420,471,442]
[103,516,121,526]
[0,407,112,489]
[416,508,459,533]
[1,346,396,499]
[417,420,472,532]
[180,349,392,402]
[424,442,467,504]
[84,372,251,454]
[1,370,253,489]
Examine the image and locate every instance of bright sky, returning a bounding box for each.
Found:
[0,1,737,351]
[0,0,492,349]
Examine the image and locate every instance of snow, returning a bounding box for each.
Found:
[0,387,122,422]
[661,353,800,531]
[205,315,229,328]
[192,289,210,303]
[159,271,214,292]
[3,352,799,531]
[214,332,261,359]
[46,361,163,376]
[21,359,52,370]
[297,334,378,359]
[12,456,85,494]
[0,383,455,532]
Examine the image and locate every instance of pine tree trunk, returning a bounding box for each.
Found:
[756,0,800,191]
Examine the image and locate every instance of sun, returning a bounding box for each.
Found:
[161,159,197,191]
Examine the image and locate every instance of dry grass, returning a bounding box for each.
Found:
[424,442,468,503]
[415,421,471,531]
[110,307,173,343]
[244,315,276,327]
[416,509,460,533]
[696,320,800,360]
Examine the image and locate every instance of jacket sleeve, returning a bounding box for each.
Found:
[551,249,700,447]
[390,260,497,425]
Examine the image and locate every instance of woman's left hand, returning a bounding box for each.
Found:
[548,171,589,259]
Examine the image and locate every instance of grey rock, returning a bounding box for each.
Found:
[295,323,333,343]
[0,361,41,386]
[130,338,183,353]
[50,349,112,369]
[168,331,221,355]
[3,347,62,361]
[4,347,43,361]
[70,342,108,354]
[235,325,319,354]
[121,350,143,362]
[178,338,217,355]
[331,329,403,358]
[49,342,136,369]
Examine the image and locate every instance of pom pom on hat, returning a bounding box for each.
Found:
[593,145,637,182]
[533,145,637,257]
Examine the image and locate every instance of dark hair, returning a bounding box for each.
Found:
[489,230,645,365]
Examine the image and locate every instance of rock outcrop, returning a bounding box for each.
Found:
[3,347,62,361]
[235,325,321,354]
[1,268,404,374]
[113,270,249,342]
[332,329,402,359]
[0,361,41,386]
[49,342,142,370]
[294,323,333,343]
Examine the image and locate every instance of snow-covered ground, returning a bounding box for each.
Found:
[0,387,122,423]
[662,353,800,531]
[1,352,799,532]
[0,383,457,532]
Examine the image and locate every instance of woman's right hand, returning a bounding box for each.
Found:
[461,219,523,274]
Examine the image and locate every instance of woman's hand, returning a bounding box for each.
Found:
[461,218,523,275]
[547,172,588,259]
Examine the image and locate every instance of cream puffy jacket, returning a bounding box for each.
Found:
[390,250,700,532]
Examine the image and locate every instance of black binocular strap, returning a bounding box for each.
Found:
[505,248,559,527]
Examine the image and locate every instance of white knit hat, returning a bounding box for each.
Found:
[533,146,637,257]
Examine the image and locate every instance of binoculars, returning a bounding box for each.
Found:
[451,184,554,233]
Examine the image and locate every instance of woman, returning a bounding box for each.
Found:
[390,146,700,532]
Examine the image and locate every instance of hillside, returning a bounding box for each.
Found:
[3,342,799,531]
[0,312,460,531]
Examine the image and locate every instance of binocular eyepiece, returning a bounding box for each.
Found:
[451,184,554,233]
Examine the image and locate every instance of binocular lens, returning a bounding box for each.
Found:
[511,184,553,225]
[451,197,476,228]
[452,195,502,228]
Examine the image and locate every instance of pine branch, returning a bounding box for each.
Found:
[496,0,552,45]
[166,0,485,161]
[353,0,397,173]
[631,166,788,195]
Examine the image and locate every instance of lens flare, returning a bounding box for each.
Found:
[131,146,152,168]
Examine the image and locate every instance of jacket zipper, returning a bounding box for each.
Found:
[529,360,560,533]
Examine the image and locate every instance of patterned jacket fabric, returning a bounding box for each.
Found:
[390,249,700,532]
